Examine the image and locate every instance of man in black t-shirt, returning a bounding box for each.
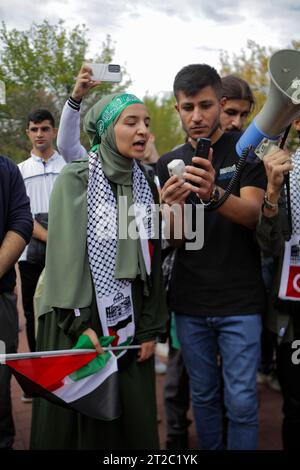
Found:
[157,64,266,450]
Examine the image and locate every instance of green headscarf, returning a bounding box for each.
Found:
[83,93,148,283]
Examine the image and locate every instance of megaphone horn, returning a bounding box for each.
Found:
[236,49,300,160]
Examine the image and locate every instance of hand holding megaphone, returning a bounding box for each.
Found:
[236,49,300,161]
[263,147,293,196]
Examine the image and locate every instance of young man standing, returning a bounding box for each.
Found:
[157,64,266,450]
[164,74,257,450]
[18,110,65,373]
[220,75,255,132]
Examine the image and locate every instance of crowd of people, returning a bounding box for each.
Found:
[0,57,300,451]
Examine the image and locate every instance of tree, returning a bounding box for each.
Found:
[143,94,185,156]
[219,39,300,150]
[219,40,273,117]
[0,20,131,161]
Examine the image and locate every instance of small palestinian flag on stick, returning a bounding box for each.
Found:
[1,335,140,420]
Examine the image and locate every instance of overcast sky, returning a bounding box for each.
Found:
[1,0,300,98]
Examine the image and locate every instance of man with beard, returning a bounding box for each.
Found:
[157,64,266,450]
[220,75,254,132]
[163,74,257,450]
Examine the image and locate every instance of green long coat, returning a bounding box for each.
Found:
[30,160,168,450]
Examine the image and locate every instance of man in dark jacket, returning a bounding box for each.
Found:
[0,155,33,450]
[256,129,300,449]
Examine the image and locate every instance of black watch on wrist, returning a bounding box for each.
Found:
[210,185,221,203]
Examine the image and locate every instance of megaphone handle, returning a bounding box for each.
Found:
[279,124,293,236]
[279,124,291,150]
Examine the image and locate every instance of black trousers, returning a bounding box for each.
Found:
[18,261,44,352]
[164,346,191,439]
[0,292,18,449]
[277,337,300,450]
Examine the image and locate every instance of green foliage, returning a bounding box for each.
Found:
[143,94,185,156]
[220,40,272,118]
[219,39,300,151]
[0,20,131,161]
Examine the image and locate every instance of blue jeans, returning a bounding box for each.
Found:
[176,313,261,450]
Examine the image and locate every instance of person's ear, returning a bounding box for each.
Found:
[149,133,155,143]
[175,103,179,113]
[220,97,227,109]
[293,117,300,132]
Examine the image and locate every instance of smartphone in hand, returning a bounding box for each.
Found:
[89,63,122,82]
[193,138,211,168]
[190,138,211,192]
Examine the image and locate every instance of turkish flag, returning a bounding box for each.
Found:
[285,266,300,299]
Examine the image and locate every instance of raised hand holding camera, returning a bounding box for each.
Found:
[71,64,102,102]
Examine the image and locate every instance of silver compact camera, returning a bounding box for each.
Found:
[89,63,122,82]
[167,159,186,180]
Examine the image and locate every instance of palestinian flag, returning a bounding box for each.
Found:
[4,335,121,420]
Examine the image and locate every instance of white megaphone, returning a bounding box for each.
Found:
[236,49,300,160]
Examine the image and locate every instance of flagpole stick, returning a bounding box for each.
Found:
[0,345,141,362]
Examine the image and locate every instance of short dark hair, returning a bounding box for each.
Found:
[173,64,222,100]
[26,109,55,128]
[221,75,255,110]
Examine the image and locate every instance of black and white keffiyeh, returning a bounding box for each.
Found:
[87,151,155,347]
[290,147,300,234]
[279,147,300,301]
